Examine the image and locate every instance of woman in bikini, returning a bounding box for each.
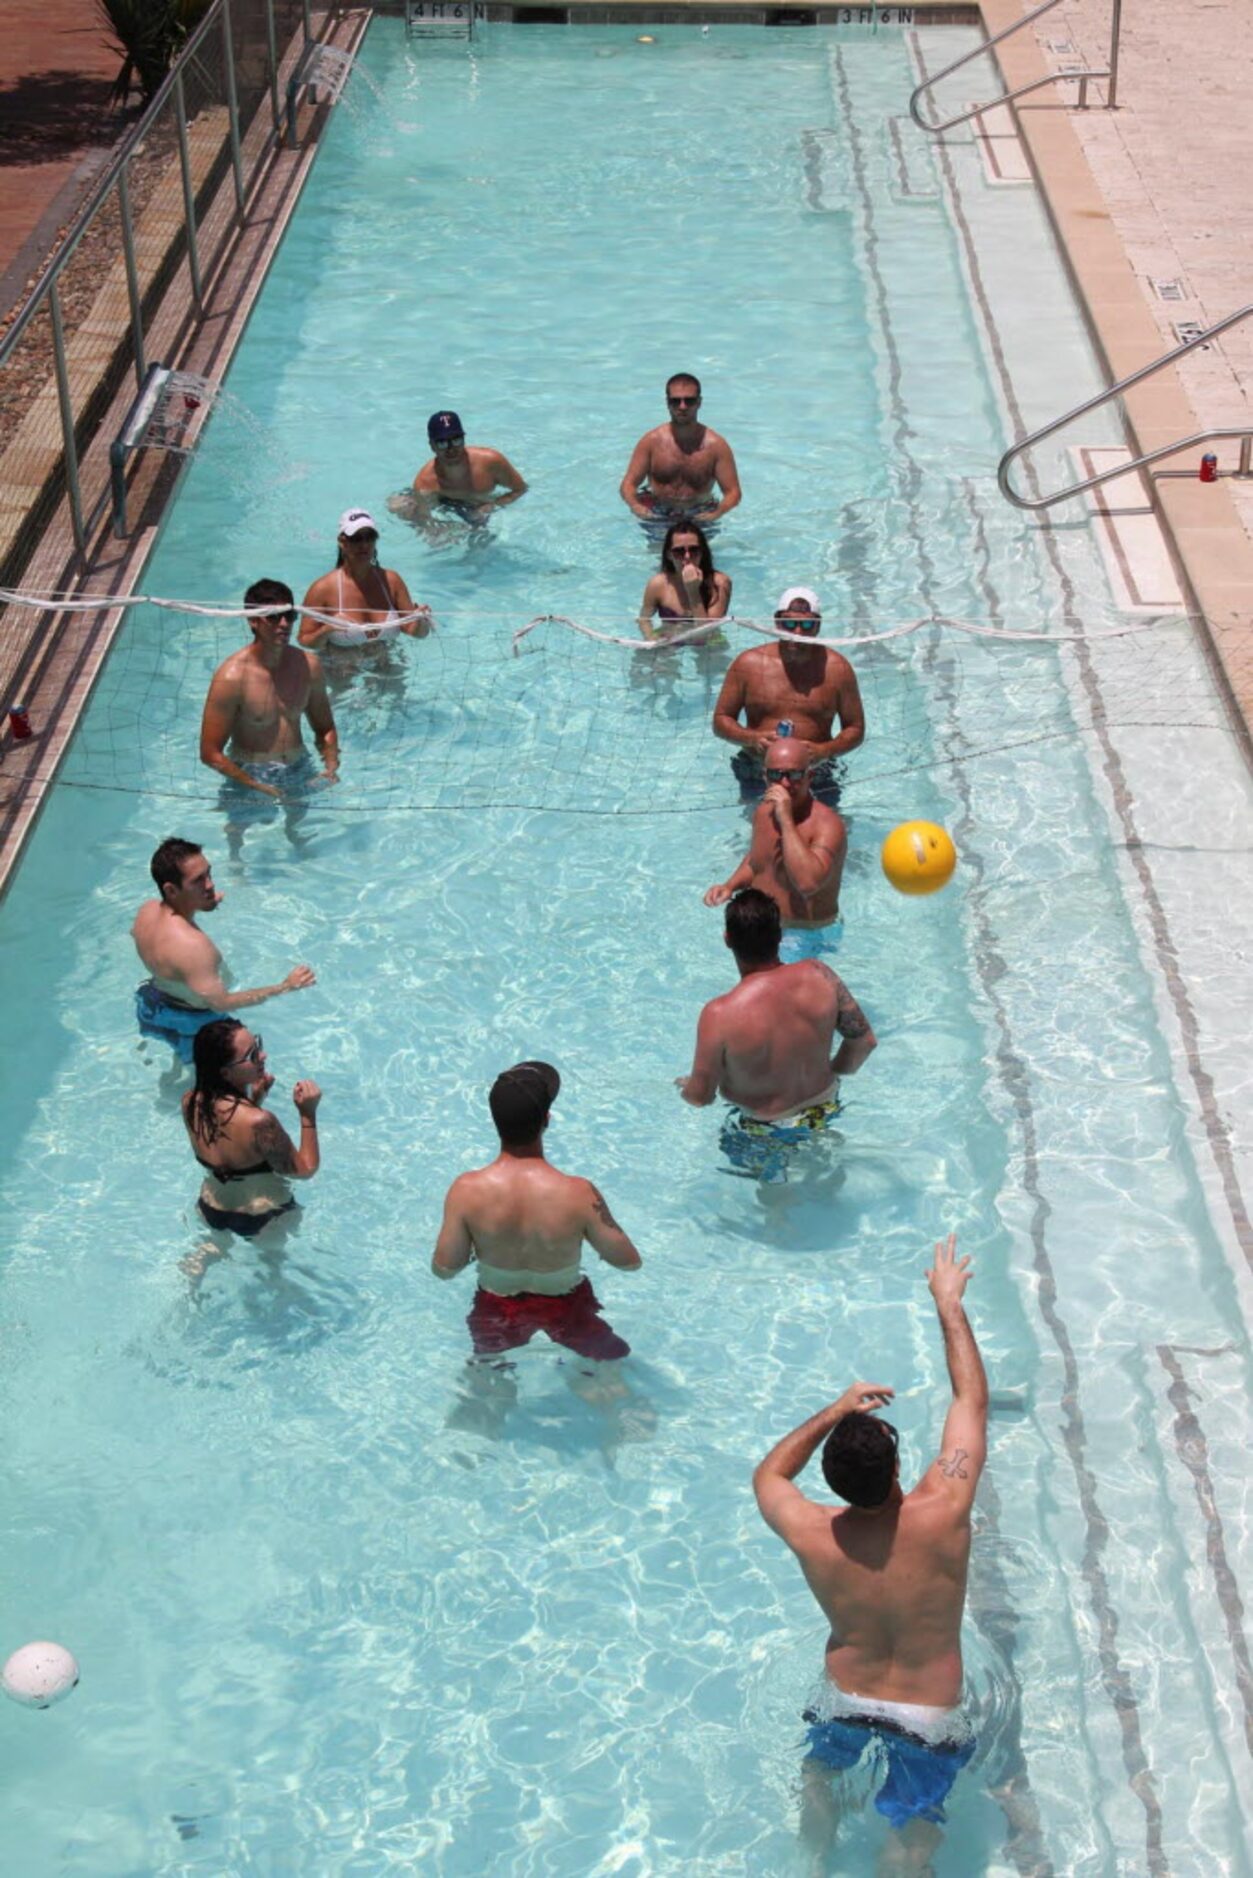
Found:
[638,519,731,645]
[183,1019,321,1239]
[299,507,431,652]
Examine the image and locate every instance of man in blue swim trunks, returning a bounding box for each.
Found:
[753,1235,988,1873]
[132,837,315,1063]
[200,579,338,800]
[677,888,876,1180]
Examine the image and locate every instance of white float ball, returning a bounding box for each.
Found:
[2,1641,80,1708]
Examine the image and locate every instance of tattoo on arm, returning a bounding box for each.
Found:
[835,980,871,1040]
[938,1448,970,1480]
[253,1112,295,1174]
[590,1185,621,1230]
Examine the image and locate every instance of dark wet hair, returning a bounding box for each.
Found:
[660,519,716,609]
[150,836,202,899]
[243,577,295,623]
[489,1060,561,1147]
[821,1414,900,1508]
[725,888,781,966]
[187,1018,248,1147]
[665,372,702,400]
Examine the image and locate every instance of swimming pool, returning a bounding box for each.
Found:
[2,20,1251,1874]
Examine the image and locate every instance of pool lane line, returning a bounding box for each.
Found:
[1156,1344,1253,1764]
[827,45,1059,1878]
[908,32,1253,1291]
[832,38,1172,1873]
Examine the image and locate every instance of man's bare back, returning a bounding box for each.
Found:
[439,1157,612,1277]
[132,899,230,1009]
[685,959,874,1119]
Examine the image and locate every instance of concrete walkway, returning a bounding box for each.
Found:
[0,1,126,324]
[1030,0,1253,547]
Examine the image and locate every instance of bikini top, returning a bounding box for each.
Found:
[326,567,401,646]
[195,1154,274,1183]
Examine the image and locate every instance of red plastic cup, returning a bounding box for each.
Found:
[8,705,32,740]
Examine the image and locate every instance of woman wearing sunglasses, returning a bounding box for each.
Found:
[299,508,431,651]
[183,1019,322,1238]
[638,520,732,644]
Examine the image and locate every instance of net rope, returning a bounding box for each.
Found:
[0,589,1237,816]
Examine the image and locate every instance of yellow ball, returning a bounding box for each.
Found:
[881,821,957,896]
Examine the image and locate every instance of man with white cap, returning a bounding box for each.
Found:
[400,411,528,531]
[712,586,864,805]
[299,509,431,650]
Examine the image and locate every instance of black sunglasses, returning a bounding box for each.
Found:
[232,1033,264,1067]
[766,766,807,783]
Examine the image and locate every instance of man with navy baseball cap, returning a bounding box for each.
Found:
[396,410,528,532]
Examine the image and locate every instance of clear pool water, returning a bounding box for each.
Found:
[2,22,1251,1876]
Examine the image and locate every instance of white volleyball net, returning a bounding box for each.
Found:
[0,587,1244,817]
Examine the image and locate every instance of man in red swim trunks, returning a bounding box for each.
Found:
[431,1061,642,1361]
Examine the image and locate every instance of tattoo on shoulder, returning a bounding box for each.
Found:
[589,1185,621,1230]
[254,1112,293,1170]
[938,1449,969,1480]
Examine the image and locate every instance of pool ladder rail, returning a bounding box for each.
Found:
[997,303,1253,512]
[909,0,1123,135]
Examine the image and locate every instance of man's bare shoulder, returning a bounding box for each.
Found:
[823,647,856,681]
[728,643,772,676]
[208,646,251,685]
[807,800,847,843]
[287,644,321,682]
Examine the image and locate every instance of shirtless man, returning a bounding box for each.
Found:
[404,411,528,530]
[620,373,742,527]
[432,1061,641,1363]
[132,837,314,1062]
[704,737,847,932]
[678,889,874,1171]
[753,1235,987,1873]
[200,579,338,798]
[712,587,864,804]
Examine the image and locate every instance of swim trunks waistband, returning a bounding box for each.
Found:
[801,1684,975,1831]
[732,1078,840,1129]
[468,1276,629,1362]
[136,981,225,1065]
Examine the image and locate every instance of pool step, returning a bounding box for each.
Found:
[1068,446,1186,613]
[968,100,1032,187]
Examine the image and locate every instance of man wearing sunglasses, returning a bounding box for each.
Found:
[712,587,864,806]
[401,410,528,532]
[200,579,339,800]
[704,735,847,935]
[619,373,741,528]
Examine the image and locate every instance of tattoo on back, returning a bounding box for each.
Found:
[938,1449,969,1480]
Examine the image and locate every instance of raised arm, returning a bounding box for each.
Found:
[252,1080,321,1180]
[303,653,339,780]
[582,1182,642,1270]
[199,668,280,796]
[702,436,742,522]
[619,434,654,518]
[753,1383,895,1542]
[431,1178,476,1279]
[676,1000,723,1106]
[922,1234,988,1510]
[774,793,846,899]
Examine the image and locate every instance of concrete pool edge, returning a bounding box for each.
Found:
[979,0,1253,759]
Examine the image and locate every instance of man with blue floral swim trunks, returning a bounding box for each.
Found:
[677,888,876,1181]
[754,1235,988,1873]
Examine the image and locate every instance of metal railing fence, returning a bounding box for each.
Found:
[0,0,337,600]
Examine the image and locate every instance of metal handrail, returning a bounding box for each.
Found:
[910,0,1122,135]
[0,0,231,372]
[998,303,1253,510]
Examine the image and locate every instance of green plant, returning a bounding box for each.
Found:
[95,0,211,106]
